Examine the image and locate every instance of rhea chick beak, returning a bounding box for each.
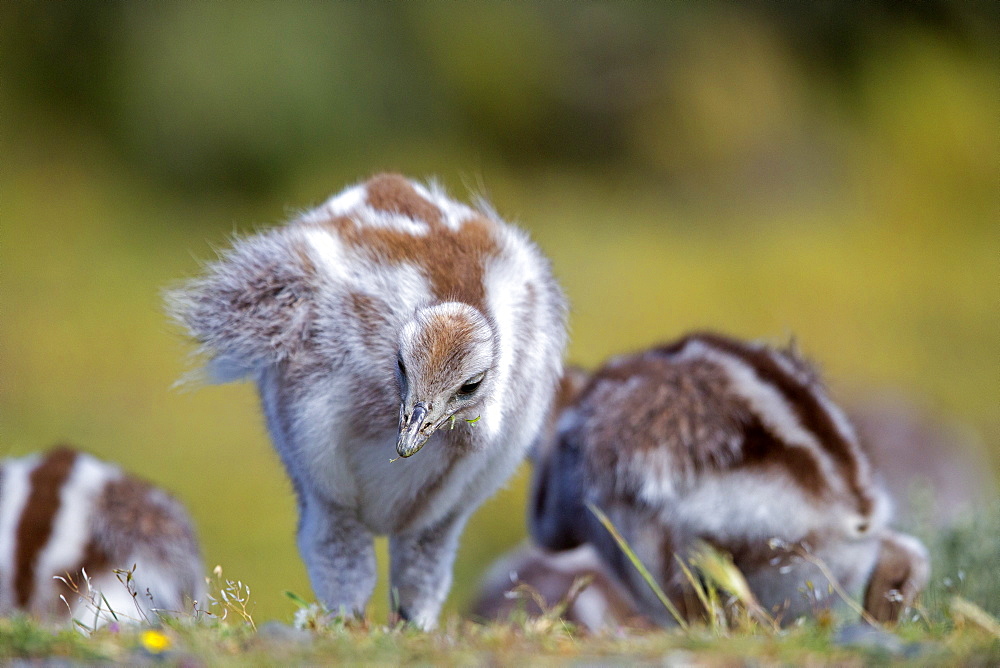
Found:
[396,402,434,458]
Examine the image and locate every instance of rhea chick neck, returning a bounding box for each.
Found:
[395,302,498,458]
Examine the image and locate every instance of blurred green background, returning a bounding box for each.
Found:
[2,2,997,623]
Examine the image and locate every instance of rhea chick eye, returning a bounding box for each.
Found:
[458,371,486,396]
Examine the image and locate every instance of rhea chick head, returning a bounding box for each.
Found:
[395,302,498,458]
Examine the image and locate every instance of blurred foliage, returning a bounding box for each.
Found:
[1,1,997,624]
[923,501,1000,617]
[3,1,996,199]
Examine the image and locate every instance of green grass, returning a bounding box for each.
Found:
[919,503,1000,619]
[1,585,997,665]
[0,503,996,664]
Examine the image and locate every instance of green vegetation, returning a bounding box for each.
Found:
[1,2,996,662]
[2,613,997,666]
[1,510,999,665]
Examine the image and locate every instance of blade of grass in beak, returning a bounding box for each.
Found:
[586,501,688,629]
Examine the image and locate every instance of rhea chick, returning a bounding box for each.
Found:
[0,447,205,626]
[169,174,567,629]
[531,333,929,626]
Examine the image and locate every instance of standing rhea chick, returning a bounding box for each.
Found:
[0,447,205,626]
[531,333,929,626]
[168,174,567,629]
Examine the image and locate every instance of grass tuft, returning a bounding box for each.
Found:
[0,506,998,662]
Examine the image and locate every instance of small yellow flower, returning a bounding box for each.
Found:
[141,629,171,654]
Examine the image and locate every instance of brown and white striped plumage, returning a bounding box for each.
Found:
[168,174,567,628]
[530,333,928,626]
[0,448,204,625]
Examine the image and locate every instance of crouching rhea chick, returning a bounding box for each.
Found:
[530,333,929,626]
[168,174,567,629]
[0,447,205,625]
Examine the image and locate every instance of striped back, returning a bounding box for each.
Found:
[0,448,204,622]
[563,332,886,541]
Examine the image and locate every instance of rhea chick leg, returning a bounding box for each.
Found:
[298,498,376,618]
[389,512,469,630]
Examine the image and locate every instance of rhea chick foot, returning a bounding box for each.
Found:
[169,174,567,629]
